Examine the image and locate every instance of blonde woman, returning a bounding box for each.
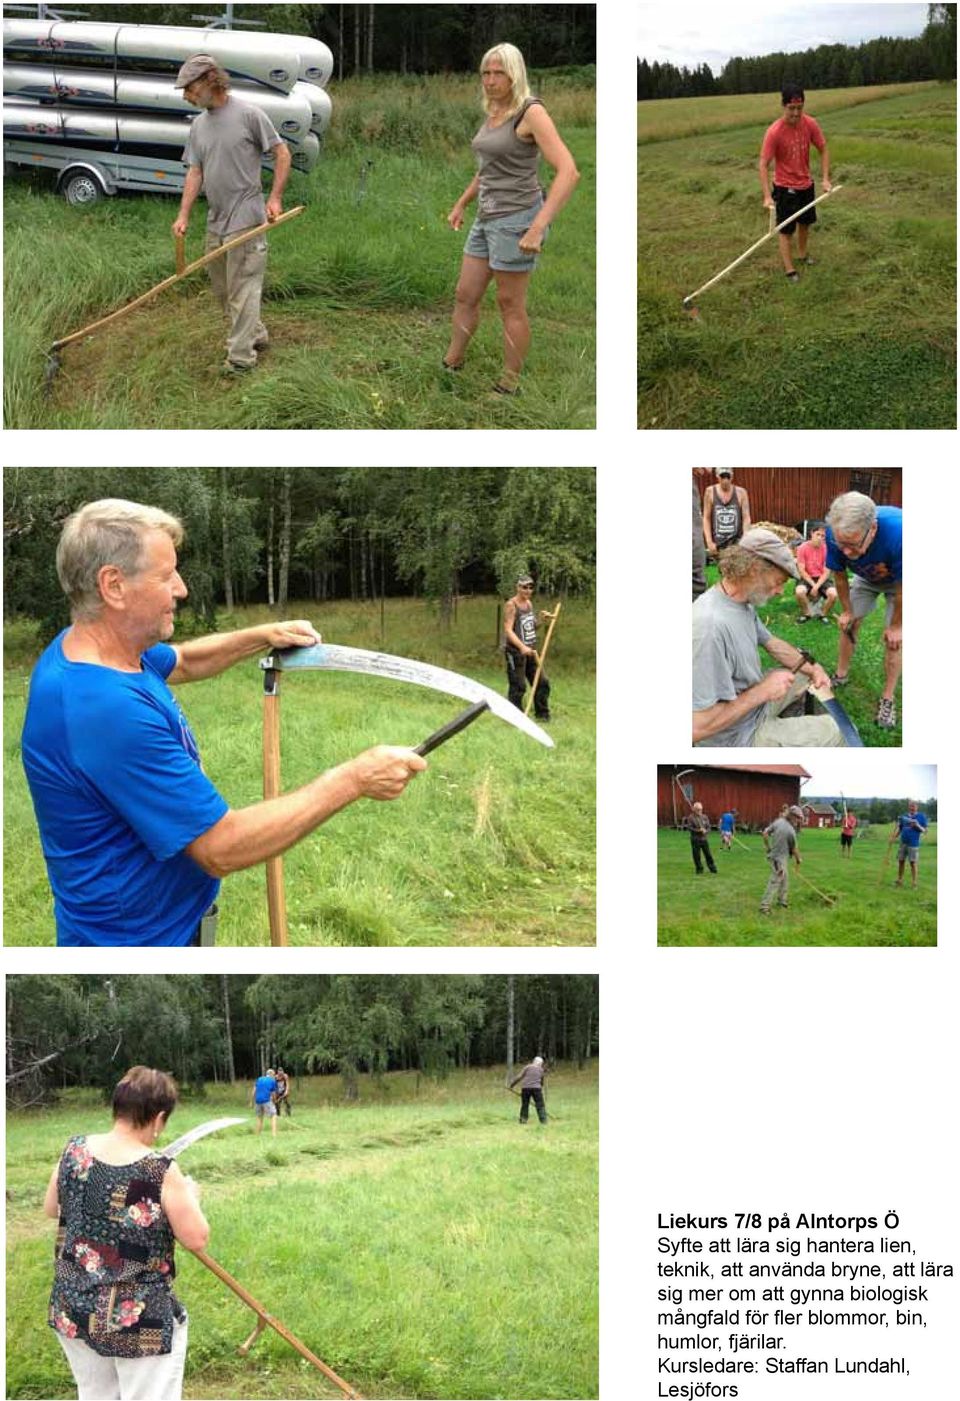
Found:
[444,43,580,394]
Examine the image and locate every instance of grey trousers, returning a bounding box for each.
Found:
[760,857,789,910]
[205,223,268,367]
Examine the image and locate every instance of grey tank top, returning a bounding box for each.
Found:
[471,98,544,220]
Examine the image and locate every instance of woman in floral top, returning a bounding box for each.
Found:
[43,1066,209,1401]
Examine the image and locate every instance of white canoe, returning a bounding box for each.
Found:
[3,99,320,170]
[3,20,333,92]
[4,63,314,142]
[294,80,331,136]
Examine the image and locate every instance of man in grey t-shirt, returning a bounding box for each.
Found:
[172,54,292,372]
[692,528,843,748]
[760,805,804,913]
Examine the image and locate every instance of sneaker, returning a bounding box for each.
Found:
[819,615,832,624]
[830,672,850,686]
[797,615,810,624]
[875,697,897,728]
[219,360,254,377]
[785,270,800,282]
[799,256,817,266]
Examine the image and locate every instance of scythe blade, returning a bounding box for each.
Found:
[260,642,554,749]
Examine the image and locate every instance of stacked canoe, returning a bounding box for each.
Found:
[3,19,333,171]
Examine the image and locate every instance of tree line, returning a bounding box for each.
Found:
[810,796,937,825]
[3,467,595,641]
[75,4,596,76]
[6,975,599,1109]
[638,5,956,99]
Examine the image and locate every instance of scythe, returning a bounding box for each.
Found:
[260,643,554,944]
[163,1117,362,1398]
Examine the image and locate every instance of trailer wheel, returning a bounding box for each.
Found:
[62,171,104,206]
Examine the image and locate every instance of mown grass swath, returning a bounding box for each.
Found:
[6,1068,599,1400]
[3,74,595,430]
[638,82,956,428]
[3,598,596,946]
[658,825,936,946]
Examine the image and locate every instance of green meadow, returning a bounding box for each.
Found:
[658,825,937,946]
[638,82,956,428]
[4,75,595,430]
[3,598,596,946]
[6,1067,599,1399]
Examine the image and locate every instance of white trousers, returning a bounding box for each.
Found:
[56,1314,187,1401]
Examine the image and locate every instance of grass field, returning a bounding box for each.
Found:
[638,82,956,429]
[658,825,936,945]
[700,563,903,747]
[3,597,596,946]
[4,76,595,430]
[6,1066,599,1399]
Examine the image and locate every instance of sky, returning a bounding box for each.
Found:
[800,762,937,801]
[637,2,930,72]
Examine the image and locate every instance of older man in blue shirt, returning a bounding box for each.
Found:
[825,492,902,731]
[22,499,426,946]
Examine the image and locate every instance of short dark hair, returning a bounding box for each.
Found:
[809,520,825,533]
[782,83,805,106]
[112,1066,178,1128]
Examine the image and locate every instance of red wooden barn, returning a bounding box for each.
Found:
[657,764,811,830]
[802,802,838,828]
[692,467,902,525]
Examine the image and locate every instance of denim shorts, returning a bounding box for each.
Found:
[464,199,548,272]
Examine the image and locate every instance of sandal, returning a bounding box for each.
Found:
[875,697,897,729]
[785,270,800,282]
[493,382,520,396]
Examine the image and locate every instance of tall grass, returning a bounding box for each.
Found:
[4,76,595,430]
[6,1067,599,1399]
[638,81,941,143]
[3,598,596,946]
[638,84,956,429]
[658,825,936,946]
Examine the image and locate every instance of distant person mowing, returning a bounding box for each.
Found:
[826,492,902,730]
[503,575,551,719]
[509,1056,548,1124]
[252,1070,278,1137]
[760,804,804,914]
[172,54,292,375]
[719,809,736,851]
[684,802,718,874]
[795,522,837,624]
[702,469,751,555]
[893,802,928,889]
[274,1067,291,1116]
[839,808,857,856]
[759,84,831,282]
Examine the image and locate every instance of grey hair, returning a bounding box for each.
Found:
[826,491,877,538]
[56,499,184,621]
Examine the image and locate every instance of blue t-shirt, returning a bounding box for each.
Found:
[21,632,228,946]
[254,1075,278,1105]
[896,812,928,848]
[720,812,734,832]
[826,505,902,585]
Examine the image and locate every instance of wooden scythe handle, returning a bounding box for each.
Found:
[51,205,305,352]
[191,1249,362,1397]
[262,668,290,946]
[523,600,561,718]
[175,233,186,276]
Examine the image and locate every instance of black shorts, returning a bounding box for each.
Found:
[840,832,853,847]
[773,183,816,235]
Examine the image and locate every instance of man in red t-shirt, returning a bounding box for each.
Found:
[759,83,831,281]
[795,522,837,623]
